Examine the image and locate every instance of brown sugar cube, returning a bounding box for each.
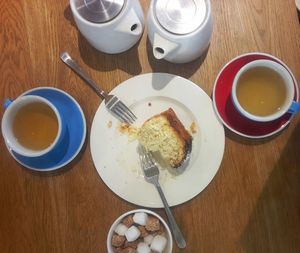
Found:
[113,248,122,253]
[145,216,160,232]
[122,215,134,227]
[124,239,140,249]
[120,248,137,253]
[138,225,149,237]
[112,234,126,247]
[157,224,165,235]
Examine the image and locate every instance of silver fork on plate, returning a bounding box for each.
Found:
[138,145,187,249]
[60,52,137,124]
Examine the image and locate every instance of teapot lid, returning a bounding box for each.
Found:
[73,0,125,23]
[154,0,208,35]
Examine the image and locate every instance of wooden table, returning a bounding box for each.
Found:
[1,1,300,252]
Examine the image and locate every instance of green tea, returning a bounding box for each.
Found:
[13,102,58,150]
[236,67,287,116]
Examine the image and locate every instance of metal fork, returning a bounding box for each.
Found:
[60,52,137,124]
[138,145,187,249]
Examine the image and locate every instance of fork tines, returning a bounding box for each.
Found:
[139,146,160,178]
[107,97,137,124]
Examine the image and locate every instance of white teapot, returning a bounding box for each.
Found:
[147,0,213,63]
[70,0,144,54]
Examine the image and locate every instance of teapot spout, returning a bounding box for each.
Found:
[115,8,143,37]
[153,33,179,60]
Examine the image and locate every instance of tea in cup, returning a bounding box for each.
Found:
[231,59,299,122]
[2,95,65,158]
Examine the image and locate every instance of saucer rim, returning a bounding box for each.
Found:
[8,87,87,171]
[212,52,299,139]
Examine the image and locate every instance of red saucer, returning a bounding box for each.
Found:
[212,52,299,138]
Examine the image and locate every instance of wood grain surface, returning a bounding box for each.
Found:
[1,0,300,252]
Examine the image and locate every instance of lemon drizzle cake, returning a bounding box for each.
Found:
[138,108,192,168]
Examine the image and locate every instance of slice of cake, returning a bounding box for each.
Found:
[138,108,192,168]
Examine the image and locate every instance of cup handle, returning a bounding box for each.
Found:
[288,101,300,114]
[3,99,13,109]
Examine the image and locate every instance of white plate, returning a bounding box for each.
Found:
[90,73,225,207]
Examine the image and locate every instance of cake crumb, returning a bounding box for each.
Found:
[190,122,197,134]
[118,123,130,134]
[118,123,139,142]
[108,120,113,128]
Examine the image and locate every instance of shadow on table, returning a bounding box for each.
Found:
[224,127,284,145]
[63,6,143,76]
[240,122,300,252]
[77,32,143,75]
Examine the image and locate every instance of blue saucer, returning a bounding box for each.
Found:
[9,87,86,171]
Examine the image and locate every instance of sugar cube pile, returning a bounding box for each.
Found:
[111,212,168,253]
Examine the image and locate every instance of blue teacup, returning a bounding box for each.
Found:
[1,87,86,171]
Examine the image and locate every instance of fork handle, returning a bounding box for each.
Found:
[60,52,107,99]
[155,184,187,249]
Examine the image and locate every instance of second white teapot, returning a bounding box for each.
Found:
[147,0,213,63]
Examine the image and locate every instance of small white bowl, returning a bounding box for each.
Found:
[107,209,173,253]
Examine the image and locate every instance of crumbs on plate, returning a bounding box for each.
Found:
[190,121,197,134]
[117,123,139,142]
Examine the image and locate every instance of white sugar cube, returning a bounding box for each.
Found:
[137,242,151,253]
[150,235,167,253]
[143,234,154,245]
[125,226,141,242]
[114,223,128,236]
[133,212,148,225]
